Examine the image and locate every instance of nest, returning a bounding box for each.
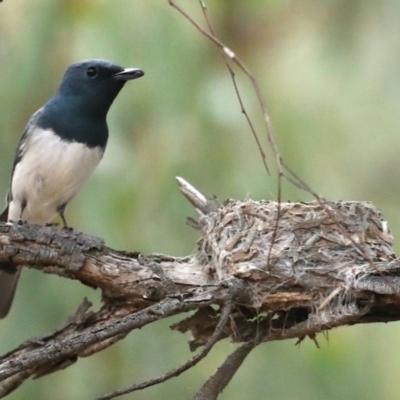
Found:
[198,200,397,314]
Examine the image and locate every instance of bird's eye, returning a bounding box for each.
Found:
[86,66,98,78]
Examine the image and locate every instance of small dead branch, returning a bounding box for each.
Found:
[193,341,257,400]
[176,176,210,215]
[95,282,243,400]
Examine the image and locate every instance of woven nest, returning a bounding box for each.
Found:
[197,200,396,313]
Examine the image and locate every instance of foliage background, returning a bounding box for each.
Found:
[1,0,400,399]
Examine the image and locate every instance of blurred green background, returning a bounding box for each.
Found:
[1,0,400,399]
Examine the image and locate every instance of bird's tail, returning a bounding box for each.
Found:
[0,265,21,318]
[0,205,7,222]
[0,204,20,318]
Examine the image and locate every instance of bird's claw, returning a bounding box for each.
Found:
[45,222,59,227]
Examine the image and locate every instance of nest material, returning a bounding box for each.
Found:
[198,200,396,313]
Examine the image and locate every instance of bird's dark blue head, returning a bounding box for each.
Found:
[36,59,144,148]
[58,60,144,116]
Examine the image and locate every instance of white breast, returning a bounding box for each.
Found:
[8,128,104,224]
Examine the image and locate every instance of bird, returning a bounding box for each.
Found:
[0,59,144,318]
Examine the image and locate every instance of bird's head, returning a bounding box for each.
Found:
[57,59,144,118]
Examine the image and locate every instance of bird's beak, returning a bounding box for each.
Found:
[113,68,144,81]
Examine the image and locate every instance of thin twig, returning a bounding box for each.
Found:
[266,172,283,269]
[95,301,233,400]
[176,176,210,214]
[193,341,256,400]
[198,0,270,175]
[168,0,280,173]
[197,0,282,275]
[0,297,207,382]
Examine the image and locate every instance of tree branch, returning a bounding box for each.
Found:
[0,178,400,397]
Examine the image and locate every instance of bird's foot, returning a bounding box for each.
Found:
[62,225,74,232]
[16,218,27,225]
[45,222,59,227]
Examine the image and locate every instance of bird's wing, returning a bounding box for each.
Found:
[3,108,44,209]
[11,108,43,175]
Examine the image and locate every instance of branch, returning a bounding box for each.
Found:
[193,341,257,400]
[96,288,239,400]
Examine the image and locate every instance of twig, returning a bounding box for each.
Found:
[94,300,234,400]
[0,297,205,382]
[176,176,210,214]
[168,0,280,173]
[193,341,256,400]
[198,0,270,175]
[196,0,283,273]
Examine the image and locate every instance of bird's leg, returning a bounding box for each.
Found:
[17,198,27,224]
[57,203,72,231]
